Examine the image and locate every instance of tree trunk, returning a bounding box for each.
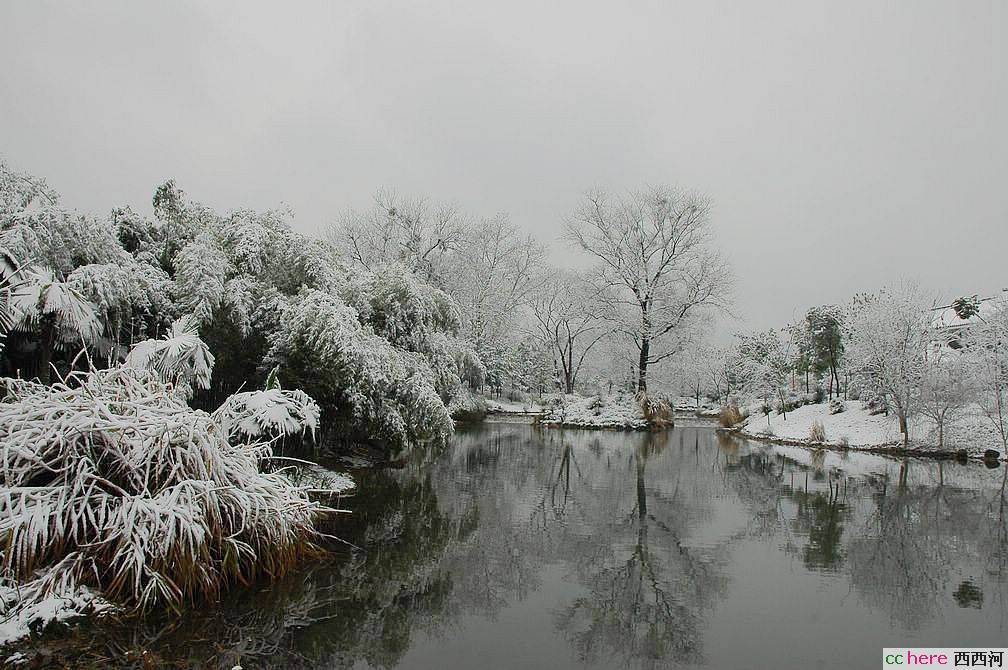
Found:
[637,337,650,392]
[37,322,57,384]
[898,413,909,446]
[565,339,575,394]
[635,451,647,518]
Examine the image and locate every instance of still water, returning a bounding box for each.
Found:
[38,422,1008,669]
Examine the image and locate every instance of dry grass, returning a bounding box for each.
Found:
[808,420,827,443]
[0,367,333,614]
[718,405,743,428]
[637,391,675,427]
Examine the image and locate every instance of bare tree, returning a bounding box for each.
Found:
[528,270,613,394]
[566,186,731,392]
[919,343,973,450]
[449,214,544,348]
[333,189,469,283]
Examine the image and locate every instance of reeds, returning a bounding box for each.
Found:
[0,367,330,613]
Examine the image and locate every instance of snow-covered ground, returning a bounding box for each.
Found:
[0,581,111,647]
[737,400,1005,459]
[539,393,649,429]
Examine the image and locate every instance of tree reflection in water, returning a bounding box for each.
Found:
[553,431,729,668]
[14,423,1008,669]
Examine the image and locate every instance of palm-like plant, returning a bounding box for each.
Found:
[124,314,214,397]
[0,249,19,353]
[8,267,100,381]
[213,368,321,443]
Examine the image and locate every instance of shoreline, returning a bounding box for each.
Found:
[727,426,1005,464]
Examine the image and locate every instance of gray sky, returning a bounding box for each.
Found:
[2,1,1005,334]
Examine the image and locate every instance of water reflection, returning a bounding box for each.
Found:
[23,424,1008,669]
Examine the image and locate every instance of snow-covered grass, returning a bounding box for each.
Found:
[539,393,649,429]
[0,367,337,644]
[736,399,1006,459]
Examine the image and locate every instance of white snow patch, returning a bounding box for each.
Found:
[738,400,1005,458]
[739,401,900,448]
[0,581,111,646]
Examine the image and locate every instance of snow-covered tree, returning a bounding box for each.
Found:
[805,305,845,398]
[737,329,791,419]
[847,282,938,445]
[335,190,469,284]
[702,343,743,406]
[265,289,454,453]
[8,268,101,382]
[566,186,731,392]
[919,344,974,449]
[528,270,613,394]
[447,214,543,349]
[962,293,1008,450]
[66,261,173,356]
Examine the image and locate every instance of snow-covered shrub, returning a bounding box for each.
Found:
[809,420,827,443]
[265,290,454,452]
[774,392,807,415]
[339,263,461,352]
[339,264,483,405]
[0,367,327,614]
[123,315,214,398]
[828,398,846,414]
[861,388,888,415]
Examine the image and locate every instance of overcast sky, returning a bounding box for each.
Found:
[2,1,1005,333]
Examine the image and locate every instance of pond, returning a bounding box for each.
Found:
[26,422,1008,669]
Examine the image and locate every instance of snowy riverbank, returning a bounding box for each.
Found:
[733,400,1005,461]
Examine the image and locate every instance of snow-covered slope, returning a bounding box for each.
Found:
[739,401,902,448]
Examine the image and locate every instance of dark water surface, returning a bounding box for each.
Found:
[31,422,1008,669]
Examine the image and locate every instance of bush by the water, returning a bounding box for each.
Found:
[719,405,744,428]
[808,420,827,443]
[0,368,331,614]
[638,391,675,427]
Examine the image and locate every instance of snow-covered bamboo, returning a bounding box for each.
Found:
[0,367,331,614]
